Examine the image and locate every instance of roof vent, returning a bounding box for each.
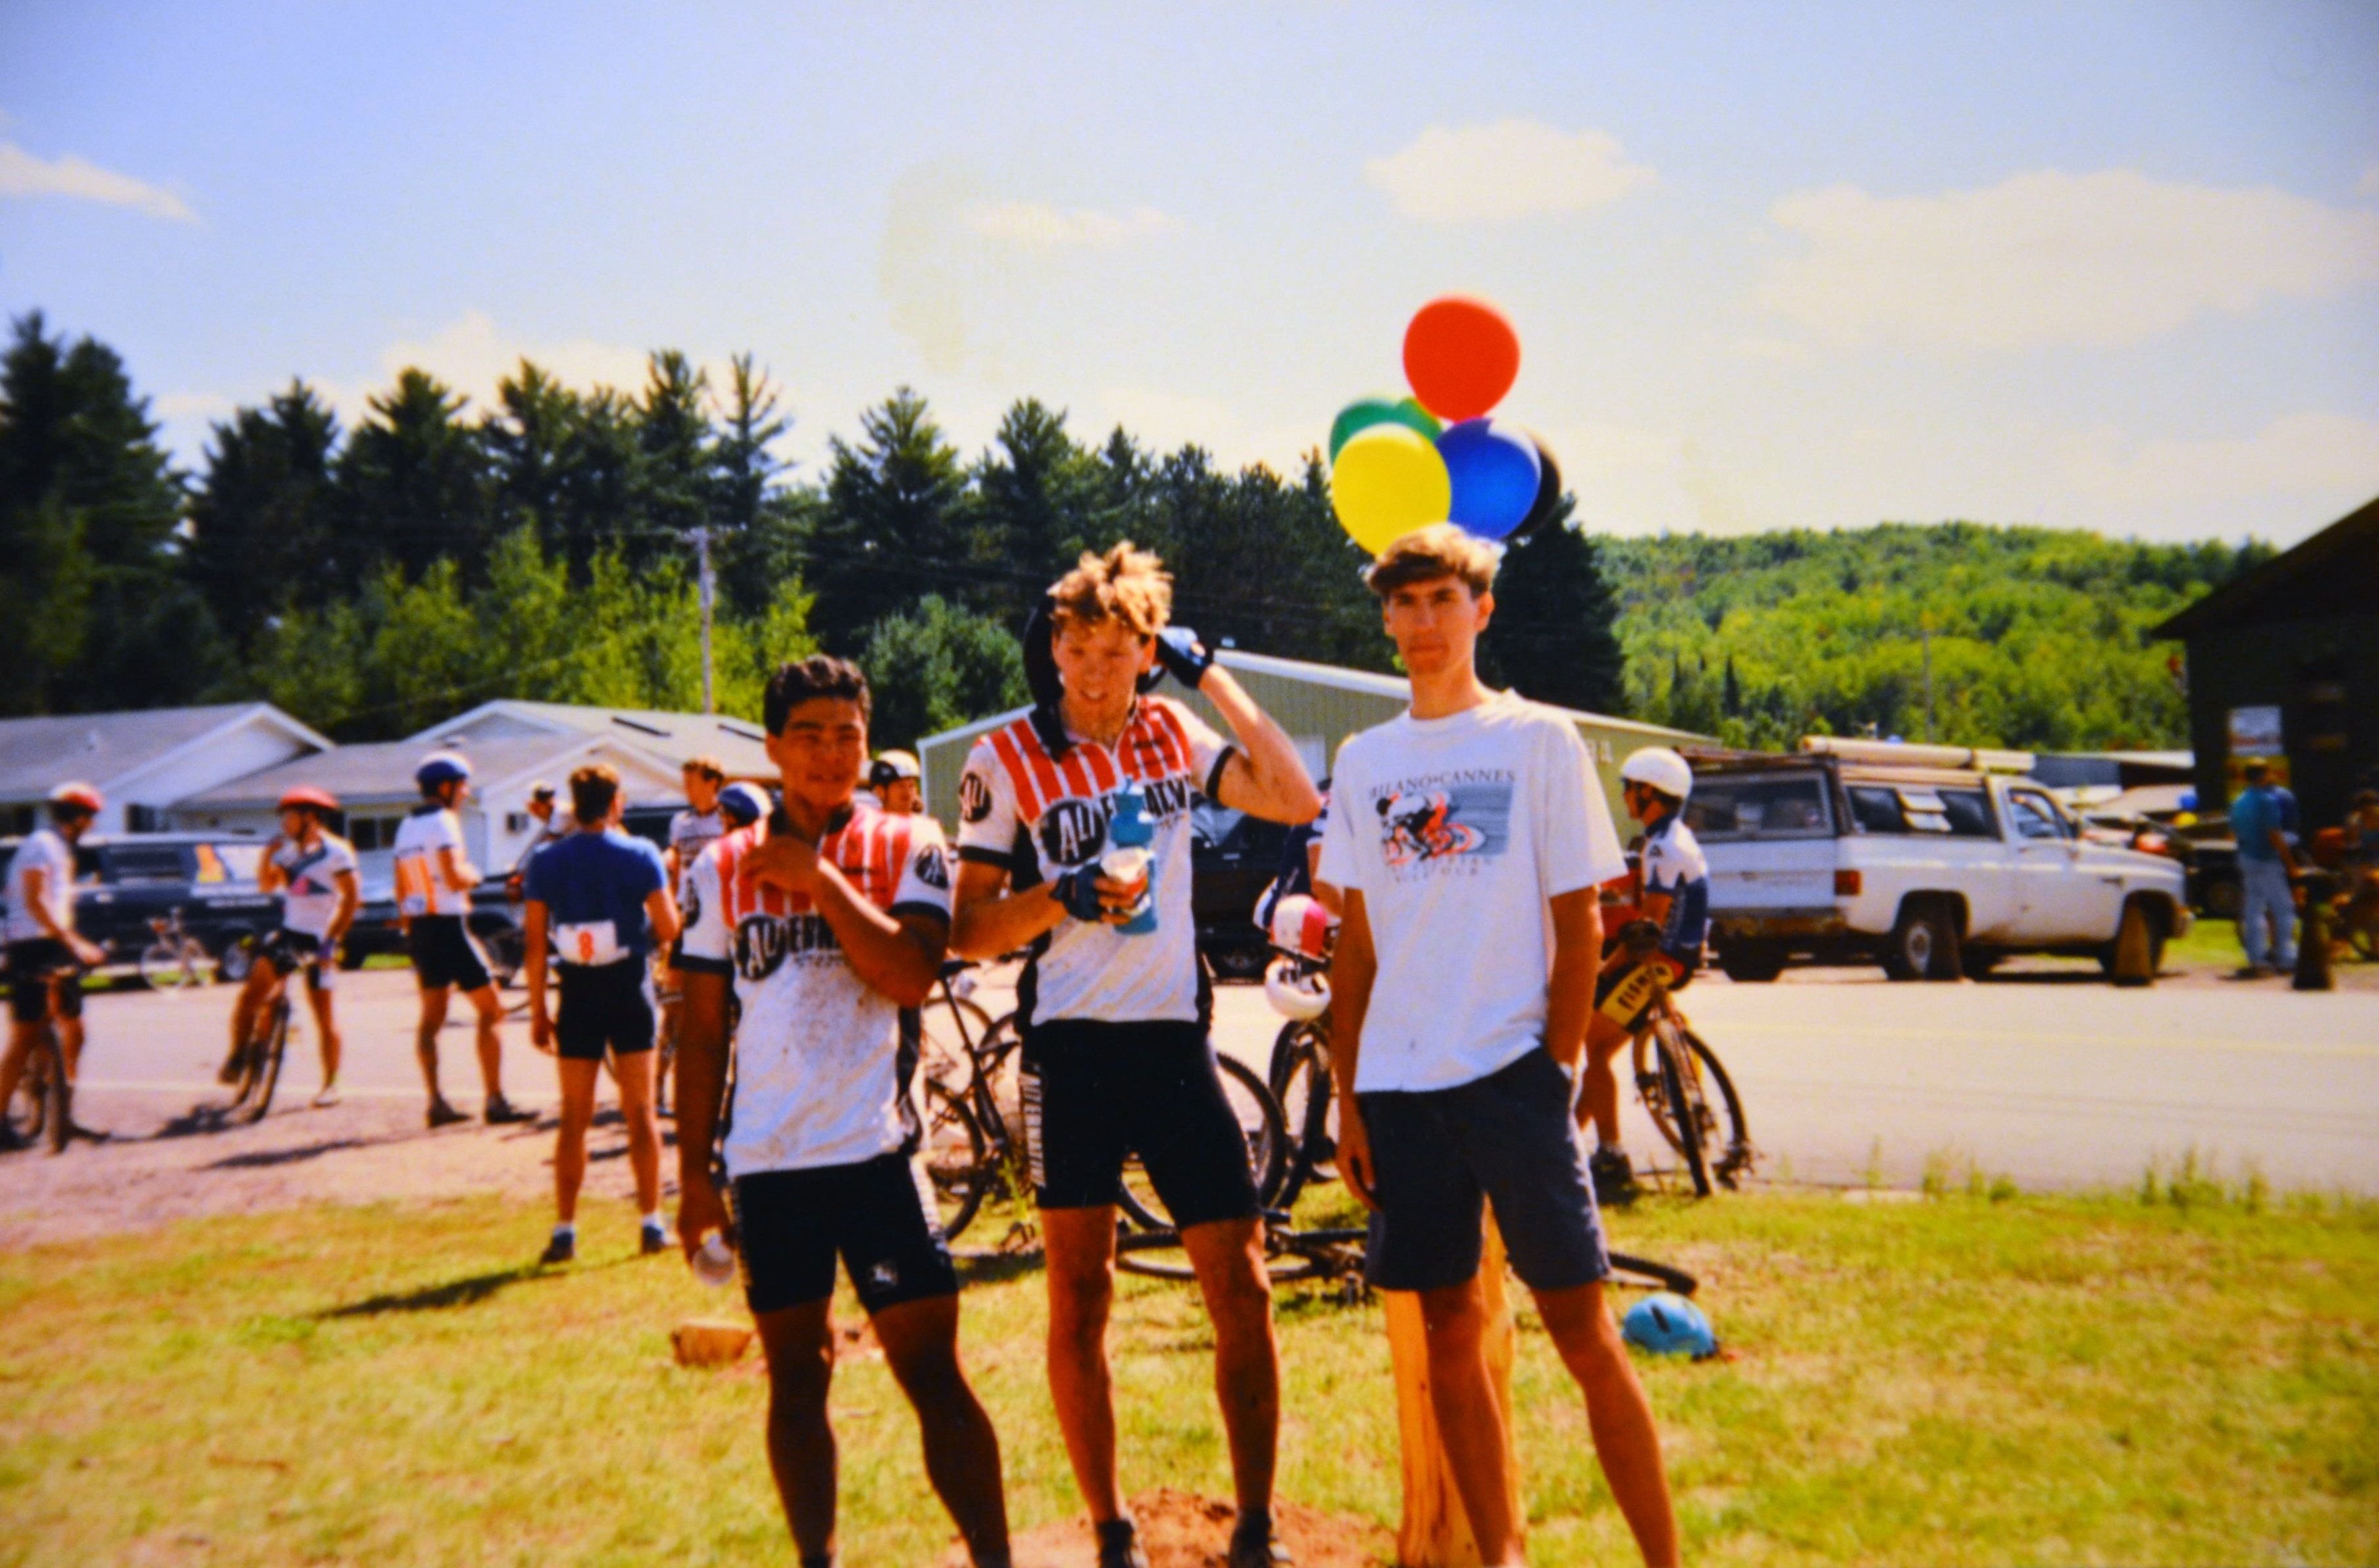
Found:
[611,717,670,737]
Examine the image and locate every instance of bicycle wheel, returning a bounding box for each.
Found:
[240,997,290,1124]
[1266,1020,1335,1209]
[1640,1018,1712,1197]
[42,1033,71,1155]
[921,1080,992,1243]
[1115,1054,1287,1232]
[918,993,998,1093]
[1606,1250,1699,1297]
[1680,1028,1753,1189]
[1114,1226,1200,1282]
[8,1034,50,1143]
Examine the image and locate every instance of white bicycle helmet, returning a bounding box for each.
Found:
[1267,893,1338,960]
[1264,956,1332,1022]
[1620,746,1694,802]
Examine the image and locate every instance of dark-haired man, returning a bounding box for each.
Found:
[949,542,1320,1568]
[1321,525,1676,1567]
[525,764,679,1263]
[674,656,1010,1568]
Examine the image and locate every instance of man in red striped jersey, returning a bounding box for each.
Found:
[951,543,1321,1568]
[673,656,1009,1568]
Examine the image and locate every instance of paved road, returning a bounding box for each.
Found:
[55,959,2379,1197]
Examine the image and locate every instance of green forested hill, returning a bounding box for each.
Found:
[1600,524,2272,752]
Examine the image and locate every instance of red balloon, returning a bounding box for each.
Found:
[1403,297,1520,422]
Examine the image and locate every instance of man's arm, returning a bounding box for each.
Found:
[741,839,947,1006]
[435,845,479,893]
[22,868,103,965]
[328,868,360,945]
[645,886,681,954]
[1328,888,1379,1207]
[1544,887,1603,1072]
[674,968,733,1262]
[523,899,554,1054]
[1201,666,1322,825]
[256,841,289,895]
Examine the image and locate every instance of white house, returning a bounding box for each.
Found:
[410,700,776,781]
[0,703,333,837]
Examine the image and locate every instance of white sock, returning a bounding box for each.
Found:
[641,1211,664,1231]
[552,1221,575,1239]
[1599,1140,1626,1158]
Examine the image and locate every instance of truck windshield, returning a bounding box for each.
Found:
[1686,775,1832,839]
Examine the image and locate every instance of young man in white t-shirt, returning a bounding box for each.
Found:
[950,543,1320,1568]
[1317,525,1678,1568]
[672,656,1009,1568]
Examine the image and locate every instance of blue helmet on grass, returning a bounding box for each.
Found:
[1622,1293,1717,1359]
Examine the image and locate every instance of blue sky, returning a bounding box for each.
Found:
[3,1,2374,545]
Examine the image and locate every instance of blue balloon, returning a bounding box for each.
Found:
[1435,418,1540,542]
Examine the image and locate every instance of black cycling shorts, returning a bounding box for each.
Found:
[1358,1045,1611,1294]
[5,939,84,1024]
[729,1152,959,1315]
[1019,1018,1260,1228]
[554,960,654,1062]
[263,929,334,992]
[408,915,492,993]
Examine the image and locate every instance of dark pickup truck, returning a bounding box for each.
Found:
[0,832,282,978]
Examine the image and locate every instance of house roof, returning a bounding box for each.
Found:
[0,703,332,802]
[175,735,678,810]
[2152,494,2379,640]
[407,700,775,777]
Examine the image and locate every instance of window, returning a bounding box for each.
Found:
[105,844,192,884]
[1940,789,1995,838]
[2006,792,2065,842]
[1686,775,1832,839]
[203,843,264,883]
[1848,787,1905,833]
[350,814,405,852]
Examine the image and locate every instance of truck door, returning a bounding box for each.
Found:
[2002,786,2114,941]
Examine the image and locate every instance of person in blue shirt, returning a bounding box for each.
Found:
[524,764,681,1263]
[2229,760,2299,976]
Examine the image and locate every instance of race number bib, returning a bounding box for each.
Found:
[554,920,625,967]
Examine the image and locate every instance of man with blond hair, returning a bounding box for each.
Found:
[1320,525,1678,1567]
[951,542,1319,1568]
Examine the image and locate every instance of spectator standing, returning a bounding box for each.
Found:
[2230,760,2298,977]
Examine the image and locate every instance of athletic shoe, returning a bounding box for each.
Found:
[1590,1147,1640,1207]
[1228,1517,1294,1567]
[217,1051,246,1086]
[1095,1518,1149,1568]
[641,1221,671,1256]
[312,1085,342,1109]
[483,1095,533,1125]
[427,1099,468,1129]
[65,1121,109,1144]
[0,1124,30,1154]
[539,1230,575,1266]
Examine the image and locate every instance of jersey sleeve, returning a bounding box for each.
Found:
[1536,719,1627,897]
[1314,743,1366,893]
[954,737,1020,868]
[325,837,360,877]
[1166,698,1235,799]
[890,819,956,923]
[425,810,464,852]
[521,843,554,905]
[634,838,668,897]
[675,843,733,974]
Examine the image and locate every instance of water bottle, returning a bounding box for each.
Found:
[1104,781,1158,935]
[691,1229,737,1288]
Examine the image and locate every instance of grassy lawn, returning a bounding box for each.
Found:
[1,1185,2373,1567]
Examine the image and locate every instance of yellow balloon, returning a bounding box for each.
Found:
[1329,424,1453,554]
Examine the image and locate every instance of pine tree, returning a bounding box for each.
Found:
[811,388,967,652]
[1478,502,1628,715]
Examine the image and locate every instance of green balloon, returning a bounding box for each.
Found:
[1328,396,1443,460]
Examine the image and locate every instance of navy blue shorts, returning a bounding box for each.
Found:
[407,915,492,993]
[1019,1019,1260,1229]
[729,1153,959,1315]
[554,960,653,1062]
[1357,1045,1611,1293]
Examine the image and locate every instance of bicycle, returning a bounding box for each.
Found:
[1264,950,1337,1210]
[1605,924,1753,1198]
[6,965,86,1155]
[139,908,215,994]
[226,938,301,1123]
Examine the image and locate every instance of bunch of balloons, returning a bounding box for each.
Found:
[1327,296,1564,556]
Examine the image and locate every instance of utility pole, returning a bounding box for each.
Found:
[693,526,716,714]
[1921,616,1935,743]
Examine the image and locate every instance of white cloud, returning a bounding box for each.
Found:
[377,313,661,411]
[0,140,195,221]
[1364,120,1655,224]
[1730,336,1806,363]
[1548,421,1682,475]
[965,201,1179,249]
[1759,169,2379,350]
[153,391,238,424]
[2063,412,2379,508]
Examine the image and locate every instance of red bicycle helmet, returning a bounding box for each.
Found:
[48,782,104,816]
[279,786,340,814]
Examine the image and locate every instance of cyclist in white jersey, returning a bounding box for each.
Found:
[221,786,359,1106]
[393,752,527,1128]
[950,543,1320,1568]
[674,656,1009,1568]
[659,754,728,1082]
[1,783,108,1152]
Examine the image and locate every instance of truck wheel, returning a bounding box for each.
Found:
[2098,899,2166,980]
[1717,945,1785,983]
[1884,899,1955,981]
[2202,874,2241,920]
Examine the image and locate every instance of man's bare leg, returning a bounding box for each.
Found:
[613,1047,662,1215]
[1533,1281,1678,1568]
[1180,1216,1280,1519]
[874,1294,1011,1566]
[1040,1205,1125,1523]
[553,1057,601,1224]
[224,965,277,1080]
[1418,1275,1523,1565]
[1579,1016,1626,1147]
[463,983,507,1104]
[300,981,340,1088]
[753,1299,839,1559]
[0,1024,34,1115]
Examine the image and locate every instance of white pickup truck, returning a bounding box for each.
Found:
[1688,741,2191,983]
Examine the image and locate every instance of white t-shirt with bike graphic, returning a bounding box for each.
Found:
[1317,691,1624,1094]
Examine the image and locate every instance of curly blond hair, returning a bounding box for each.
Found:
[1050,541,1172,639]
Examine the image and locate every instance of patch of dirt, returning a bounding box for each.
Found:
[942,1488,1393,1568]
